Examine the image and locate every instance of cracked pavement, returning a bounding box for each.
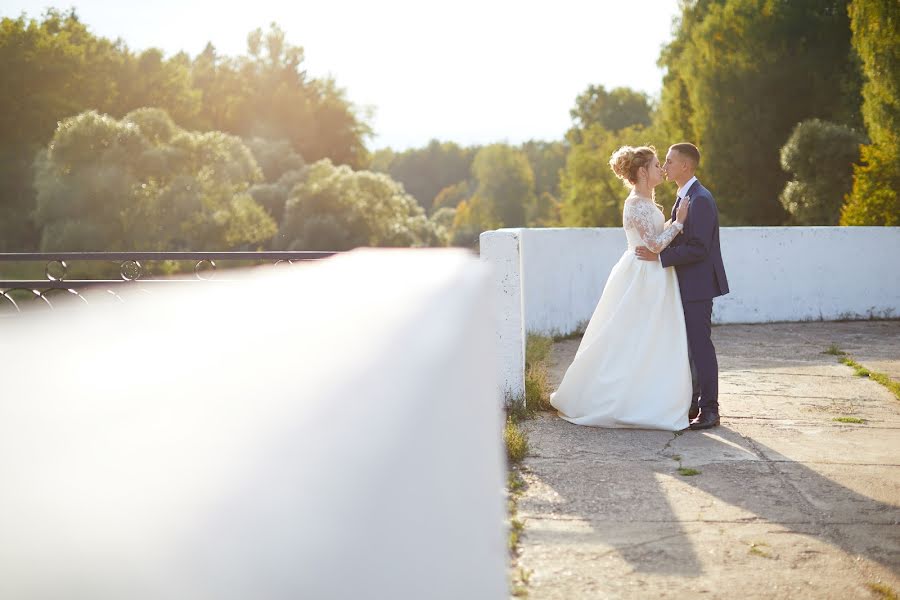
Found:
[516,321,900,599]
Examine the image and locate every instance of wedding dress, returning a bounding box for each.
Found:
[550,193,692,430]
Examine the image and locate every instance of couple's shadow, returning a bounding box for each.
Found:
[525,419,900,577]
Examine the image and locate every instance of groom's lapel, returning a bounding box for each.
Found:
[686,179,702,203]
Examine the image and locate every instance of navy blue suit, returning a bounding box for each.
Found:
[659,180,729,413]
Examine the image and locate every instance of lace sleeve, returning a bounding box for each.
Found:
[623,200,682,254]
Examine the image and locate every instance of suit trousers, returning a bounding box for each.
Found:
[683,299,718,411]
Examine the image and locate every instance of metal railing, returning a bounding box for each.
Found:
[0,251,338,312]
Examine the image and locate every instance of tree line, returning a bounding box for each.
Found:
[1,1,896,256]
[375,0,896,240]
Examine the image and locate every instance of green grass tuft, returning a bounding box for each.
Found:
[833,416,865,424]
[830,347,900,402]
[823,343,847,356]
[525,333,553,368]
[842,356,872,377]
[749,542,773,559]
[868,583,899,600]
[525,334,555,412]
[505,417,529,464]
[677,467,701,476]
[510,567,532,597]
[869,371,900,401]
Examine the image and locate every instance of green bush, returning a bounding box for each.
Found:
[779,119,864,225]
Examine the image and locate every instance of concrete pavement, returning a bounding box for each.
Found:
[516,321,900,599]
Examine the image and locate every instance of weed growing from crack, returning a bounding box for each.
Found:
[826,345,900,402]
[749,542,773,559]
[867,582,898,600]
[833,416,865,424]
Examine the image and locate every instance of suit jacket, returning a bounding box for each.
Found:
[659,179,729,302]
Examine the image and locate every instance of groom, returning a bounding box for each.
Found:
[635,143,729,430]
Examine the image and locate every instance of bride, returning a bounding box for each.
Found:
[550,145,692,431]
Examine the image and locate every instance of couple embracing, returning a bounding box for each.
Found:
[550,143,729,431]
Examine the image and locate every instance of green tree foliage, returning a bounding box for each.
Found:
[471,144,537,228]
[521,140,568,202]
[244,137,307,223]
[558,81,669,227]
[559,125,648,227]
[116,48,201,127]
[0,10,119,250]
[0,12,371,251]
[191,25,371,169]
[429,206,457,232]
[532,192,562,227]
[779,119,864,225]
[451,195,496,248]
[657,0,862,225]
[33,109,276,251]
[841,0,900,225]
[371,140,476,212]
[432,180,473,212]
[654,0,713,146]
[569,85,652,142]
[276,159,442,251]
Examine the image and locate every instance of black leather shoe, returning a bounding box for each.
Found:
[689,403,700,421]
[689,410,720,430]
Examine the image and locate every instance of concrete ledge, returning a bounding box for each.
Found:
[479,229,526,405]
[0,249,509,599]
[481,226,900,405]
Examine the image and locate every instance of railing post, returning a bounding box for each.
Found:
[479,229,526,408]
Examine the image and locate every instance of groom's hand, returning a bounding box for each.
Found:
[635,246,659,261]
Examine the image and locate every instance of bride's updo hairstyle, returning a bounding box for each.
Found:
[609,145,657,188]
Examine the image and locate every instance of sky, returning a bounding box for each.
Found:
[4,0,682,150]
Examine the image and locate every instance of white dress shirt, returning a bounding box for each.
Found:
[677,176,698,201]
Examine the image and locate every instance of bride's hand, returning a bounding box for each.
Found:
[676,196,690,224]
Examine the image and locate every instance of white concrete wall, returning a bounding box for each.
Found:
[503,227,900,336]
[714,227,900,324]
[479,229,526,405]
[482,227,900,334]
[0,249,508,600]
[518,228,627,337]
[482,227,900,403]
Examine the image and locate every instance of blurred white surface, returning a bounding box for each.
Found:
[0,248,507,599]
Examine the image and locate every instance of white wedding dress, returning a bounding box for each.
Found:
[550,193,692,431]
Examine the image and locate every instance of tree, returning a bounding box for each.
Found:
[430,206,457,231]
[244,137,307,223]
[372,140,476,212]
[191,24,371,170]
[657,0,862,225]
[429,206,457,245]
[569,85,652,143]
[559,125,649,227]
[521,140,568,202]
[470,144,536,228]
[532,192,561,227]
[558,81,669,227]
[33,109,276,251]
[450,195,496,248]
[0,12,375,252]
[432,180,473,212]
[112,48,201,128]
[841,0,900,225]
[779,119,864,225]
[0,9,123,250]
[653,0,714,146]
[276,159,442,251]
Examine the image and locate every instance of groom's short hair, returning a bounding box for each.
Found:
[670,143,701,168]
